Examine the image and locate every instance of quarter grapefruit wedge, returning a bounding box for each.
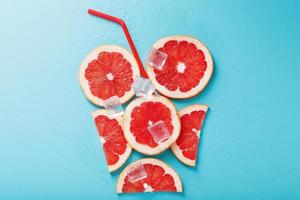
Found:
[92,110,132,172]
[116,158,183,193]
[147,35,213,99]
[123,96,180,155]
[79,45,140,106]
[171,104,208,166]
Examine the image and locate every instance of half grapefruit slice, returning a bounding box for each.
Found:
[79,45,140,106]
[147,35,213,99]
[92,110,132,172]
[171,104,208,166]
[116,158,183,193]
[123,96,180,155]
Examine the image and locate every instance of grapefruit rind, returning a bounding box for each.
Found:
[116,158,183,193]
[123,96,180,155]
[171,104,208,167]
[147,35,213,99]
[92,109,132,172]
[79,45,140,106]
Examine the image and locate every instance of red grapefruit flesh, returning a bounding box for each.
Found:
[79,45,140,106]
[92,110,132,172]
[117,158,183,193]
[171,104,208,166]
[147,35,213,99]
[123,96,180,155]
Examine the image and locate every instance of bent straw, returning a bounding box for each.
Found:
[88,9,148,78]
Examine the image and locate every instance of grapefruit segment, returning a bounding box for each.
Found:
[116,158,183,193]
[147,35,213,99]
[123,96,180,155]
[92,110,132,172]
[79,45,140,106]
[171,104,208,166]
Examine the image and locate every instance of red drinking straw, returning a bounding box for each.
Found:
[88,9,148,78]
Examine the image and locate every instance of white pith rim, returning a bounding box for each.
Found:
[123,96,180,155]
[92,109,132,172]
[147,35,214,99]
[116,158,183,193]
[171,104,208,167]
[79,45,140,107]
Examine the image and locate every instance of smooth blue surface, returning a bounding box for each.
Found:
[1,0,300,199]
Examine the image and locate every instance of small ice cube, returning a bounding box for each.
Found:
[103,96,124,118]
[147,48,167,70]
[132,77,156,99]
[127,163,147,182]
[147,121,170,143]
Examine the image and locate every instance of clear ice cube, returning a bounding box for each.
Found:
[147,121,170,143]
[132,77,156,99]
[147,48,167,70]
[103,96,124,118]
[127,163,147,182]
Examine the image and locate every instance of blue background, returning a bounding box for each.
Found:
[1,0,300,199]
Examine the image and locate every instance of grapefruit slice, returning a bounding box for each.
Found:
[79,45,140,106]
[171,104,208,166]
[92,110,132,172]
[123,96,180,155]
[116,158,183,193]
[147,35,213,99]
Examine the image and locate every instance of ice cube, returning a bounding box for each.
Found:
[127,163,147,182]
[132,77,156,99]
[147,121,170,143]
[103,96,124,118]
[147,48,167,70]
